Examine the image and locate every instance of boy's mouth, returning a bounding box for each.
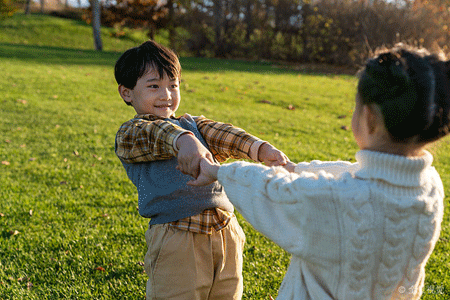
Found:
[155,104,172,108]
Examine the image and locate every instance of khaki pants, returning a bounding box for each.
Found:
[144,216,245,300]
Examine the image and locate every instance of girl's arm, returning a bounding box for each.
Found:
[284,160,359,177]
[189,160,341,259]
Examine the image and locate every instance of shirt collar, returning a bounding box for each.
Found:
[134,113,178,121]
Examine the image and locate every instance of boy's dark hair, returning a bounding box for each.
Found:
[357,44,450,143]
[114,40,181,106]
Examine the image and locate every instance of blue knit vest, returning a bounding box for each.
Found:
[119,114,233,225]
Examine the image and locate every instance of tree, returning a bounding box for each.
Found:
[91,0,103,50]
[1,0,16,19]
[100,0,168,40]
[24,0,31,15]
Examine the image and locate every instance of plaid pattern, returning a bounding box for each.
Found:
[195,116,260,162]
[115,115,186,164]
[169,208,234,234]
[116,114,261,164]
[116,113,260,233]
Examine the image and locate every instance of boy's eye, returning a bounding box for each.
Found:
[147,85,159,88]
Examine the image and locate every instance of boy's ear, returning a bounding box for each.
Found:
[118,85,133,105]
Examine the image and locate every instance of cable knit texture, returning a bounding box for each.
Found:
[217,150,444,300]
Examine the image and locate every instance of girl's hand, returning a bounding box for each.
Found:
[282,161,296,173]
[187,158,220,186]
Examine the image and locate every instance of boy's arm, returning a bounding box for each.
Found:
[195,116,288,165]
[194,116,265,162]
[115,118,189,163]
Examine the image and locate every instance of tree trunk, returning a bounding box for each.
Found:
[40,0,44,13]
[25,0,32,15]
[245,0,253,42]
[167,0,176,49]
[213,0,224,57]
[92,0,103,51]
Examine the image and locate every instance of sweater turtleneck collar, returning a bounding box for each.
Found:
[354,150,434,187]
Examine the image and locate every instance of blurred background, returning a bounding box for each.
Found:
[2,0,449,68]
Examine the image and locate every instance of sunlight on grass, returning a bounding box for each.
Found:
[1,13,449,299]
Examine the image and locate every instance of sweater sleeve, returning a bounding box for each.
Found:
[294,160,359,178]
[218,161,341,263]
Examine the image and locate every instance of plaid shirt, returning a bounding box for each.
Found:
[116,113,264,234]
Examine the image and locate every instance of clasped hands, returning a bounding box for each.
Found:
[175,133,292,186]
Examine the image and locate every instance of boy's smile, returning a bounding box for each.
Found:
[119,68,180,118]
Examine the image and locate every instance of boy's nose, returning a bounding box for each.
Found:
[160,88,172,100]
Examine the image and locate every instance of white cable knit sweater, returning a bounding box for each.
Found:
[217,150,444,299]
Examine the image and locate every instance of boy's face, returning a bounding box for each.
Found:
[119,68,180,118]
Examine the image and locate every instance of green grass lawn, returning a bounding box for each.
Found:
[1,13,449,299]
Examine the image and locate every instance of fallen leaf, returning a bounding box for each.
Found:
[259,100,272,104]
[29,210,33,216]
[17,99,27,104]
[29,158,36,161]
[0,213,4,217]
[27,282,33,289]
[52,95,58,99]
[95,266,106,272]
[341,125,349,130]
[92,154,102,160]
[2,161,10,165]
[9,230,19,236]
[287,104,295,110]
[73,150,79,156]
[137,261,144,267]
[5,140,11,143]
[20,144,26,148]
[60,181,67,185]
[338,115,347,119]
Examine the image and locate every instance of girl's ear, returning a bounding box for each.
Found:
[363,104,386,136]
[362,105,377,134]
[118,85,133,104]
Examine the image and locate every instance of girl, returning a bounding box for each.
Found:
[182,44,450,299]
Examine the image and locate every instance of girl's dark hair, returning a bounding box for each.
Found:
[114,40,181,106]
[357,44,450,143]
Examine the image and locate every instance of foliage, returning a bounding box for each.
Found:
[82,0,170,39]
[171,0,450,66]
[0,0,17,19]
[1,13,450,299]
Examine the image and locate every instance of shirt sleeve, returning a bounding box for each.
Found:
[115,118,188,163]
[194,115,263,162]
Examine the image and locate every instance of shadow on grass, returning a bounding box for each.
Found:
[0,42,350,76]
[0,42,121,66]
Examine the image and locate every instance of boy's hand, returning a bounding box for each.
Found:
[176,133,214,179]
[258,143,289,166]
[187,157,220,186]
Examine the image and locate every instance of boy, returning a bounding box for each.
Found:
[114,40,288,300]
